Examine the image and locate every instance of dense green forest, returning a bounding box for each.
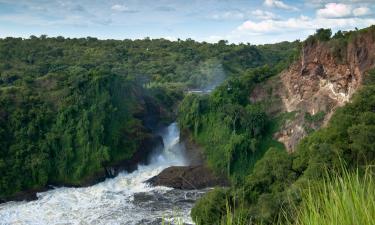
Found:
[182,28,375,225]
[178,65,284,182]
[0,36,298,199]
[191,70,375,224]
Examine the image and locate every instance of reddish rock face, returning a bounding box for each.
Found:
[252,29,375,151]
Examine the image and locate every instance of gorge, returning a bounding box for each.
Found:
[0,25,375,225]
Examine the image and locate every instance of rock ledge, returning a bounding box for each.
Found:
[147,165,229,189]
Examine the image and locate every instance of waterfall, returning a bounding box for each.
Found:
[0,123,205,225]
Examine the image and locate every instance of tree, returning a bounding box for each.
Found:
[315,28,332,41]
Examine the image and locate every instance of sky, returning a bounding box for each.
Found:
[0,0,374,44]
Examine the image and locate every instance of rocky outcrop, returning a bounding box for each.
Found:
[281,33,375,113]
[251,28,375,151]
[0,187,49,204]
[147,165,229,189]
[147,130,228,190]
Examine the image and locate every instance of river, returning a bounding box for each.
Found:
[0,123,206,225]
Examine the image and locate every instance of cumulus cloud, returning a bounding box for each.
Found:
[237,16,311,33]
[236,15,375,35]
[305,0,375,11]
[264,0,298,11]
[353,7,371,16]
[307,0,374,5]
[316,3,352,18]
[316,3,372,18]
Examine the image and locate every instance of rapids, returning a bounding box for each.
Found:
[0,123,206,225]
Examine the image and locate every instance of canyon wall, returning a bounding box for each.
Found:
[251,28,375,151]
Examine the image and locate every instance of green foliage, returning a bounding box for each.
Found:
[196,169,375,225]
[178,67,277,179]
[305,28,332,44]
[257,41,301,73]
[284,169,375,225]
[192,73,375,225]
[178,55,298,189]
[178,62,293,185]
[188,27,375,225]
[363,67,375,85]
[0,72,147,195]
[194,149,297,225]
[304,111,325,123]
[192,188,229,225]
[315,28,332,41]
[295,84,375,178]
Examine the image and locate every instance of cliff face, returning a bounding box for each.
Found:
[251,28,375,151]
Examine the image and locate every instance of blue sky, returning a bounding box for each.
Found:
[0,0,374,44]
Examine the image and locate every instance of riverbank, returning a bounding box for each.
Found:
[0,132,164,204]
[0,123,202,224]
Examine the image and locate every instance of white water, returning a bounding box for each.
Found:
[0,123,205,225]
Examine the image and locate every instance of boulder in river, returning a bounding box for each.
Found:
[147,165,229,189]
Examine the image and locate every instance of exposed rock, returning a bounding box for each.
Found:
[251,29,375,151]
[147,165,229,189]
[0,187,48,204]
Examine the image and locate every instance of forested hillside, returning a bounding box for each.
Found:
[0,36,298,200]
[192,68,375,225]
[183,26,375,225]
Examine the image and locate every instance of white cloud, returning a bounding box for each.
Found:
[219,14,375,44]
[317,3,352,18]
[252,10,277,20]
[353,7,371,16]
[306,0,374,6]
[236,16,375,34]
[237,16,311,33]
[238,20,275,33]
[264,0,298,11]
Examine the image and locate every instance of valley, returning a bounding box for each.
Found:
[0,25,375,225]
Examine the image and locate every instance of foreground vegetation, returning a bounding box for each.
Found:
[193,168,375,225]
[288,169,375,225]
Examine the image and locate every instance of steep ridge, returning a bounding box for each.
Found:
[251,27,375,151]
[192,27,375,225]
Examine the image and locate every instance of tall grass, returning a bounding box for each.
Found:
[168,168,375,225]
[285,168,375,225]
[220,198,251,225]
[215,168,375,225]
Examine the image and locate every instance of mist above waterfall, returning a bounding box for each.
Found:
[188,59,226,92]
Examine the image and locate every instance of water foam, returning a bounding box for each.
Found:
[0,123,202,225]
